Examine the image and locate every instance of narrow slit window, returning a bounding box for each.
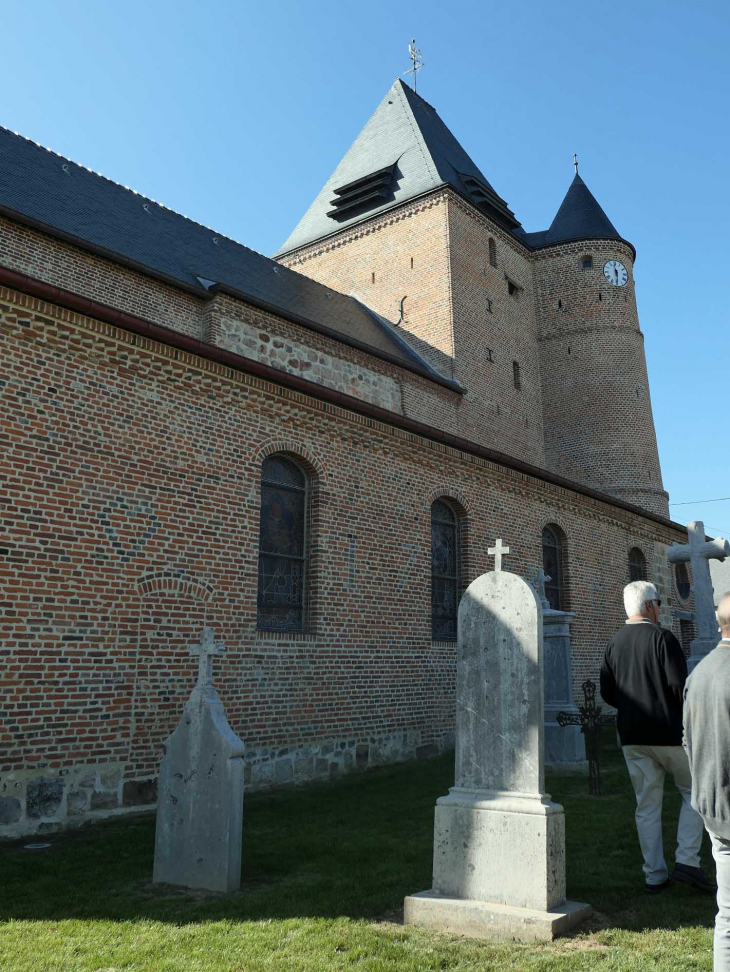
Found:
[488,238,497,268]
[431,500,460,641]
[257,455,309,632]
[513,361,521,390]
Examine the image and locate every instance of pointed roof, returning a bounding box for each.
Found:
[276,78,520,256]
[540,173,623,247]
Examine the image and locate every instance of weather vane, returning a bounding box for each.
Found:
[573,153,579,175]
[404,39,424,93]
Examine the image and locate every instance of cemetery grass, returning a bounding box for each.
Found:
[0,735,717,972]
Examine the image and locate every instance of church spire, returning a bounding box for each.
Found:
[275,78,519,257]
[542,172,624,247]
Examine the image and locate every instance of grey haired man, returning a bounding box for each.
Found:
[601,580,715,894]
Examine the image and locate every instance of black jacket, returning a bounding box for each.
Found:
[600,620,687,746]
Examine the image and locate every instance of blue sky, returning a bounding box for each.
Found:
[4,0,729,535]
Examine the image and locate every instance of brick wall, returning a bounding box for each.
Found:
[533,240,668,517]
[0,283,685,836]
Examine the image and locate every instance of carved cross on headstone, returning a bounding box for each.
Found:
[668,520,730,664]
[191,626,225,688]
[528,567,551,611]
[488,538,510,572]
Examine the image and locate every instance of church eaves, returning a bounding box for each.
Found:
[0,125,459,391]
[276,78,520,257]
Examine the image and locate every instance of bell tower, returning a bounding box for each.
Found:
[533,173,669,517]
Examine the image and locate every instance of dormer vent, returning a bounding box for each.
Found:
[459,173,521,230]
[327,163,397,220]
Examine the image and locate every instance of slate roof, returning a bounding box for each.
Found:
[276,79,521,256]
[537,173,623,247]
[0,125,457,388]
[278,80,630,259]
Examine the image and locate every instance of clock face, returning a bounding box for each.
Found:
[603,260,628,286]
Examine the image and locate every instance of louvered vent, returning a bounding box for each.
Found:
[327,163,396,220]
[459,174,521,230]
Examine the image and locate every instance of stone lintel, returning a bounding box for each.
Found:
[404,890,591,942]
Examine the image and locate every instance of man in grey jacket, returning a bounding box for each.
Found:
[684,591,730,970]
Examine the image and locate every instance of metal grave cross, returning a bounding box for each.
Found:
[191,626,226,688]
[557,680,616,795]
[668,520,730,660]
[488,538,510,572]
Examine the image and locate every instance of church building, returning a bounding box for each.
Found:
[0,79,689,836]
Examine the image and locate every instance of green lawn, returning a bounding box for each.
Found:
[0,735,718,971]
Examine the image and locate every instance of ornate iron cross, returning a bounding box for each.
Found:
[557,680,616,795]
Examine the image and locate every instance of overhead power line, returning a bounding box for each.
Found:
[669,496,730,506]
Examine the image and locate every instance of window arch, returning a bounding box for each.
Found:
[628,547,647,582]
[431,499,461,640]
[257,454,309,632]
[542,525,567,611]
[488,237,497,268]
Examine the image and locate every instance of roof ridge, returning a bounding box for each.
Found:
[391,78,441,186]
[0,124,254,253]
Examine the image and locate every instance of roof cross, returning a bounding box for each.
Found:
[404,39,425,93]
[488,538,510,572]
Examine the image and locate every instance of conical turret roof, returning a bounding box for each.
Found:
[541,173,622,246]
[276,78,520,256]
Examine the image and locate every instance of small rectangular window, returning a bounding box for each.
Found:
[507,279,520,298]
[582,256,593,269]
[513,361,521,390]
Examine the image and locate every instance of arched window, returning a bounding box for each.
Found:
[542,525,567,611]
[431,499,460,640]
[628,547,647,582]
[488,237,497,268]
[675,562,691,601]
[257,455,309,632]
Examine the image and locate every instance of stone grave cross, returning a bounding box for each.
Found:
[668,520,730,666]
[528,567,551,611]
[153,625,245,893]
[487,538,510,572]
[192,626,225,688]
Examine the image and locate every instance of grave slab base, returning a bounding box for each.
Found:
[404,890,591,943]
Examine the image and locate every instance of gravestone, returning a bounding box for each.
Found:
[404,540,590,941]
[153,627,245,892]
[528,568,586,767]
[668,521,730,669]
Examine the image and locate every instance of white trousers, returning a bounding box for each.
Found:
[710,832,730,971]
[622,744,704,885]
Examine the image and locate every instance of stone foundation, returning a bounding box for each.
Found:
[1,728,453,839]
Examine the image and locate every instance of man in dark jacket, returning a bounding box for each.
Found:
[684,591,730,970]
[601,580,714,894]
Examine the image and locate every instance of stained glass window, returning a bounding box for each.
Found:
[257,455,308,632]
[432,500,459,640]
[542,525,566,611]
[628,547,647,582]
